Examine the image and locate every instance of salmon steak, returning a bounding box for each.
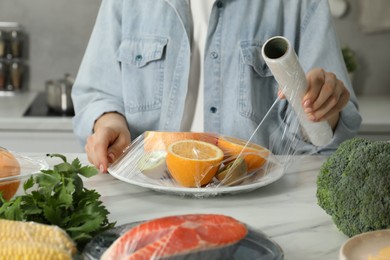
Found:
[101,214,248,260]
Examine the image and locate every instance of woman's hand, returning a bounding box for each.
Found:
[85,112,131,173]
[278,68,350,131]
[303,68,350,130]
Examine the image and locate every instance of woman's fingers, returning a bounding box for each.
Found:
[314,80,349,121]
[85,112,131,173]
[304,68,349,122]
[85,128,113,172]
[85,129,131,173]
[107,129,131,164]
[303,68,325,113]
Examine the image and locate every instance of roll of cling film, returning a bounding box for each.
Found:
[261,36,333,147]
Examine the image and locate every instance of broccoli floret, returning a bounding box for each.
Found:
[317,137,390,237]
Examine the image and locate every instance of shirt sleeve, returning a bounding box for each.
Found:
[71,0,125,147]
[294,0,362,154]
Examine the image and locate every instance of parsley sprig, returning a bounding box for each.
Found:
[0,154,116,250]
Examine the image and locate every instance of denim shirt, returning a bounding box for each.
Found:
[72,0,362,154]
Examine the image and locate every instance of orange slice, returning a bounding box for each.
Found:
[166,140,224,187]
[217,136,269,172]
[0,148,21,200]
[143,131,218,152]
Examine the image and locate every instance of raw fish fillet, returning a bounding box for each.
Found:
[101,214,247,260]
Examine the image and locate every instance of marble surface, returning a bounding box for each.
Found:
[38,153,347,260]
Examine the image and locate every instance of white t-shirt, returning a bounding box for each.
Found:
[181,0,215,132]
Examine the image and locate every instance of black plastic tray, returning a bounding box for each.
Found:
[82,221,284,260]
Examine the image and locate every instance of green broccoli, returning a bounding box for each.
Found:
[317,137,390,237]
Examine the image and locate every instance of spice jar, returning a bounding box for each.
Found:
[0,30,6,58]
[0,61,7,90]
[8,29,23,59]
[9,61,23,90]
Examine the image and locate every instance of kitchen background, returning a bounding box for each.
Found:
[0,0,389,153]
[0,0,389,95]
[0,0,100,94]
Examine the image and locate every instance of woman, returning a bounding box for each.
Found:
[72,0,361,172]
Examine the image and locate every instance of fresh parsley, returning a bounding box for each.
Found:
[0,154,116,250]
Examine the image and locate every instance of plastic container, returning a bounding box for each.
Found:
[83,214,284,260]
[0,148,48,200]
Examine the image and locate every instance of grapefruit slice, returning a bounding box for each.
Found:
[166,140,223,187]
[217,136,269,172]
[143,131,218,152]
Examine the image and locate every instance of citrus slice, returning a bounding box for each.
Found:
[0,148,21,200]
[137,151,167,179]
[166,140,224,188]
[217,136,269,172]
[143,131,218,152]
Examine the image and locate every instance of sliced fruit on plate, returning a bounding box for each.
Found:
[166,140,224,187]
[143,131,218,152]
[217,136,269,172]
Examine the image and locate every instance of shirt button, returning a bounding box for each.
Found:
[135,54,143,61]
[216,1,223,8]
[210,107,218,113]
[210,52,218,59]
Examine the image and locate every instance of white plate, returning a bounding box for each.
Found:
[339,229,390,260]
[109,162,285,197]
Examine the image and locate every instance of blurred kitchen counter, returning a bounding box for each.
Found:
[0,91,81,152]
[357,95,390,141]
[0,91,73,131]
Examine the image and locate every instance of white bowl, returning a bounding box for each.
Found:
[339,229,390,260]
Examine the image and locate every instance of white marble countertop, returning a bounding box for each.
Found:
[37,153,347,260]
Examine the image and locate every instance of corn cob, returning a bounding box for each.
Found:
[0,219,76,257]
[0,241,71,260]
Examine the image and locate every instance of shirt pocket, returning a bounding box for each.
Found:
[238,40,276,123]
[117,36,168,113]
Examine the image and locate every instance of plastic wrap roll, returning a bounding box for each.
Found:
[261,36,333,147]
